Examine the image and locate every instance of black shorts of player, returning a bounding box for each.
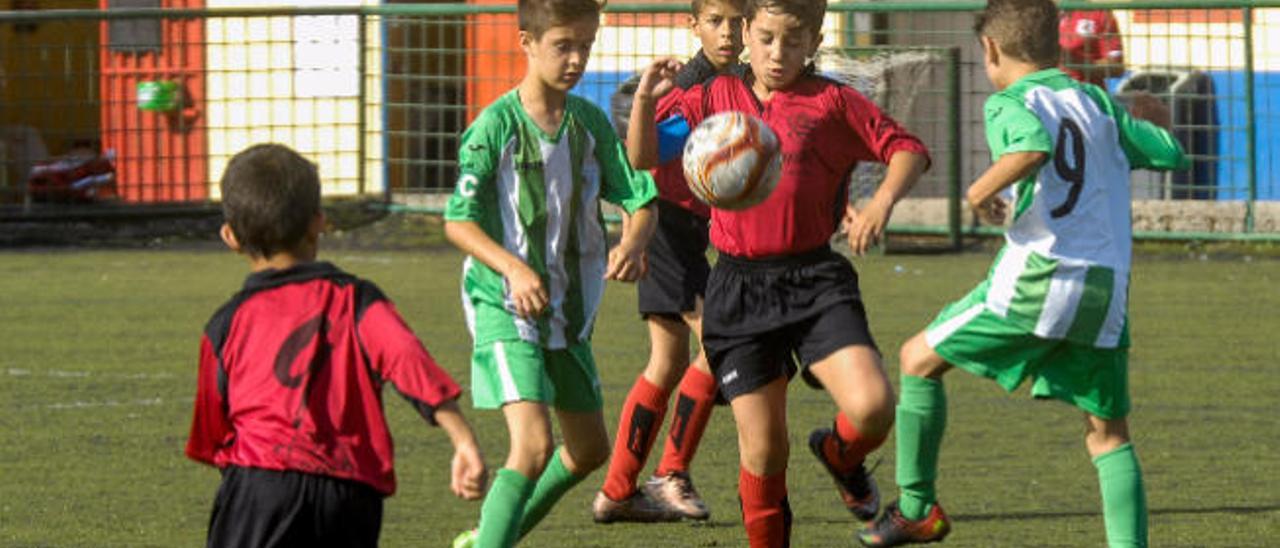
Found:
[207,465,384,548]
[701,246,879,401]
[637,200,711,321]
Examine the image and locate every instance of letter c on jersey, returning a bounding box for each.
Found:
[458,174,479,198]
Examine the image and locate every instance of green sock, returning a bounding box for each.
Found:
[896,375,947,521]
[1094,443,1148,548]
[518,449,587,539]
[476,468,534,548]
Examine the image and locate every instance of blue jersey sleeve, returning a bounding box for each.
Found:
[657,115,691,165]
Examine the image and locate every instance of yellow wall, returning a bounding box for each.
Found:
[204,0,383,199]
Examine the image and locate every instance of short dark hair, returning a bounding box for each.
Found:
[692,0,747,17]
[744,0,826,33]
[518,0,604,38]
[974,0,1060,67]
[220,143,321,258]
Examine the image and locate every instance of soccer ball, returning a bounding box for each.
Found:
[682,111,782,211]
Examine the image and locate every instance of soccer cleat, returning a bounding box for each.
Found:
[450,528,477,548]
[857,500,950,547]
[808,427,880,521]
[592,489,684,524]
[645,471,711,520]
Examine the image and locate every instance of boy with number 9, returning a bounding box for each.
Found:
[861,0,1187,546]
[444,0,659,546]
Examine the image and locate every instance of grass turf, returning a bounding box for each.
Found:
[0,236,1276,546]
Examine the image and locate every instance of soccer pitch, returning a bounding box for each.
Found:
[1,234,1276,547]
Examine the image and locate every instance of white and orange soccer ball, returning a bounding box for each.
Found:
[681,111,782,211]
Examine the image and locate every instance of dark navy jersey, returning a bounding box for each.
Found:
[665,67,930,258]
[186,262,461,495]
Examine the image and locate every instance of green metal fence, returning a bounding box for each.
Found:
[0,2,1276,241]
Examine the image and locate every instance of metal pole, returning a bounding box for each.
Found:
[1243,7,1256,233]
[357,12,368,196]
[948,46,963,250]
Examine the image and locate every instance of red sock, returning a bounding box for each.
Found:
[601,376,669,501]
[821,413,887,475]
[739,467,791,548]
[655,365,716,477]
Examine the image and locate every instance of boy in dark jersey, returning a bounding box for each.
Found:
[185,143,487,547]
[628,0,930,545]
[593,0,746,524]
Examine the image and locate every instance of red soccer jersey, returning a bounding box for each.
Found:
[1059,10,1124,87]
[670,68,929,258]
[185,262,461,496]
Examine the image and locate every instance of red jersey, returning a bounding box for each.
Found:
[1059,10,1124,87]
[669,68,929,258]
[185,262,461,496]
[651,51,721,218]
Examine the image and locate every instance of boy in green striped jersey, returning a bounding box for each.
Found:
[444,1,658,546]
[860,0,1187,547]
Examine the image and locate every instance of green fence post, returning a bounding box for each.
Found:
[947,46,962,250]
[1243,6,1256,233]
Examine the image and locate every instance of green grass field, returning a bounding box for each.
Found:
[1,225,1277,547]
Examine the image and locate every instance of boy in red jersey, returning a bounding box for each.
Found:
[186,144,487,547]
[628,1,930,545]
[593,0,747,524]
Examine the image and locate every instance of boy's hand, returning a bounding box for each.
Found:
[605,242,648,282]
[450,441,487,500]
[635,58,683,101]
[843,199,893,256]
[506,262,548,318]
[973,195,1008,225]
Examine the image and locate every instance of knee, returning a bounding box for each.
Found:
[739,431,790,476]
[1084,416,1131,458]
[844,385,895,437]
[510,434,556,475]
[569,434,611,472]
[898,334,940,379]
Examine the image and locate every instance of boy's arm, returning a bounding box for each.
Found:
[444,221,547,318]
[606,202,657,282]
[846,150,929,255]
[185,335,233,466]
[354,296,486,500]
[839,86,932,255]
[433,400,487,500]
[627,58,684,169]
[967,151,1049,225]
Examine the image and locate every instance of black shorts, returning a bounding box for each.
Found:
[638,200,711,320]
[702,247,878,401]
[207,466,384,548]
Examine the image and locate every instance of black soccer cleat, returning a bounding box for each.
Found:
[808,427,880,522]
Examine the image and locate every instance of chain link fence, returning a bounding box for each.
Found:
[0,2,1276,239]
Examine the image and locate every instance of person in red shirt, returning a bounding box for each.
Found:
[594,0,746,524]
[1059,9,1124,88]
[627,0,930,544]
[186,143,487,547]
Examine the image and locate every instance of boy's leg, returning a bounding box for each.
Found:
[651,307,717,519]
[731,376,792,548]
[519,408,611,538]
[599,315,686,503]
[1086,415,1147,548]
[476,401,552,548]
[806,344,894,521]
[894,331,952,521]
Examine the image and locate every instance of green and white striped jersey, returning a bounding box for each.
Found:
[980,69,1186,348]
[445,90,657,349]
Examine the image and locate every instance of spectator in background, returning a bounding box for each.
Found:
[1059,9,1124,89]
